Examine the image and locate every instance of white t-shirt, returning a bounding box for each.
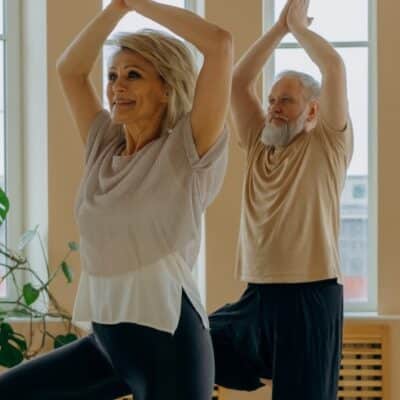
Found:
[72,110,228,333]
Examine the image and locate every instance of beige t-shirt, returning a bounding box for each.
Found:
[235,116,353,284]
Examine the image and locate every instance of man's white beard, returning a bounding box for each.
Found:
[261,109,308,147]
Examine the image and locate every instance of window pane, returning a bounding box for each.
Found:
[0,0,3,36]
[274,47,369,304]
[274,47,368,176]
[274,0,368,43]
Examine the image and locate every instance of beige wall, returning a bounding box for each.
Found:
[46,0,102,312]
[377,0,400,316]
[13,0,400,399]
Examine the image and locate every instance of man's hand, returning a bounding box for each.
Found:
[276,0,292,34]
[287,0,313,33]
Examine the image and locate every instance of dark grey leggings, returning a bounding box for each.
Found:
[0,292,214,400]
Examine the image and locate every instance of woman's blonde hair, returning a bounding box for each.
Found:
[107,29,198,130]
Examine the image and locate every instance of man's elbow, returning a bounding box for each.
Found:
[323,54,346,76]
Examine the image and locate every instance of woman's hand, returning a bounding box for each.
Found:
[287,0,313,33]
[122,0,151,11]
[109,0,130,13]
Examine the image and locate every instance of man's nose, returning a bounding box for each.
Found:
[270,103,282,114]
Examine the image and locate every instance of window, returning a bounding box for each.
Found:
[0,0,22,300]
[265,0,376,311]
[101,0,206,304]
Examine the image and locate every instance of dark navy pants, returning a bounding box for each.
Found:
[0,291,214,400]
[209,279,343,400]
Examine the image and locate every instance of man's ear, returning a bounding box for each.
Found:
[307,100,319,121]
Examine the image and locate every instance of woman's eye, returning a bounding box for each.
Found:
[108,72,117,81]
[128,70,141,79]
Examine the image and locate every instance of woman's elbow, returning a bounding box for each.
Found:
[214,28,233,54]
[201,27,233,56]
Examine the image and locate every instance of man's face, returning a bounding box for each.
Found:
[261,77,311,147]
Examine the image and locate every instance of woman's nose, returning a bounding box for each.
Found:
[113,77,127,92]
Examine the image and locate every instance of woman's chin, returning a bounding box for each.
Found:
[110,111,131,124]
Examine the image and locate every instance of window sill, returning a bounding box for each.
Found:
[344,312,400,320]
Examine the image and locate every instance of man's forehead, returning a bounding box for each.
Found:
[269,77,303,96]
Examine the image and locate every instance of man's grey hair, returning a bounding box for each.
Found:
[273,70,321,101]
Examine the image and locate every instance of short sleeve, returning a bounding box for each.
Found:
[237,120,266,163]
[84,109,119,167]
[316,115,354,168]
[168,112,229,208]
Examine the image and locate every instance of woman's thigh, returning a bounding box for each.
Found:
[163,291,215,400]
[93,291,215,400]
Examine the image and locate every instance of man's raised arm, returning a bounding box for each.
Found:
[287,0,349,131]
[231,1,291,147]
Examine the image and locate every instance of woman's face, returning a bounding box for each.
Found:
[106,49,168,125]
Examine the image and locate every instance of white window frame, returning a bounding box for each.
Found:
[263,0,377,312]
[1,0,23,302]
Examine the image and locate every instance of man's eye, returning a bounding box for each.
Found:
[128,71,141,79]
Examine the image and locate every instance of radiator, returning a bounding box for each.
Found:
[339,324,389,400]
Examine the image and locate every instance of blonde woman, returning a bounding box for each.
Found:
[0,0,233,399]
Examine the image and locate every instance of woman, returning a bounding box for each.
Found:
[0,0,232,399]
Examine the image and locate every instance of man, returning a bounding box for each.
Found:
[209,1,353,399]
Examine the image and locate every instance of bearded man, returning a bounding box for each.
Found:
[209,1,353,399]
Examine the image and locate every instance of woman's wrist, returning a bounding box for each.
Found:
[105,1,130,18]
[123,0,152,13]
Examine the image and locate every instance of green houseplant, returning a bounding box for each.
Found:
[0,187,80,368]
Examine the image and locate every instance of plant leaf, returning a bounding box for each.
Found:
[22,283,40,306]
[53,333,78,349]
[68,241,79,251]
[0,321,14,338]
[9,335,28,353]
[0,342,24,368]
[0,321,26,367]
[0,187,10,225]
[61,262,73,283]
[17,225,39,251]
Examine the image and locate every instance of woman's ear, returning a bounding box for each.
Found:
[161,83,170,104]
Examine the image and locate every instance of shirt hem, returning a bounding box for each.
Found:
[238,273,343,285]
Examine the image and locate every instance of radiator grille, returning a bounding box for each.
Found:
[338,324,388,400]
